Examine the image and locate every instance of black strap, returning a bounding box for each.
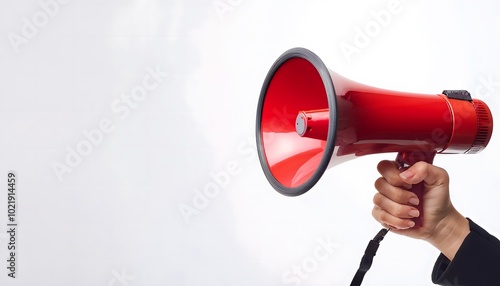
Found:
[350,228,389,286]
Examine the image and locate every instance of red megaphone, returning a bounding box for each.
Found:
[256,47,493,227]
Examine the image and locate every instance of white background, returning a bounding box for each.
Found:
[0,0,499,285]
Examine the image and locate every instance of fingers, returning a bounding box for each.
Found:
[374,160,423,230]
[373,191,419,218]
[372,206,416,229]
[373,160,450,230]
[374,176,419,206]
[377,160,412,189]
[399,161,449,187]
[373,189,420,229]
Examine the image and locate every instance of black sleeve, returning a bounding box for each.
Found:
[432,218,500,285]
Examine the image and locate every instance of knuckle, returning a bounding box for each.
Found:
[414,161,429,170]
[371,207,379,219]
[376,160,391,173]
[378,210,389,223]
[372,193,383,206]
[386,172,403,187]
[394,204,408,218]
[374,177,385,191]
[413,161,431,178]
[394,189,407,204]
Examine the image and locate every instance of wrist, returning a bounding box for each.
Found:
[426,207,470,261]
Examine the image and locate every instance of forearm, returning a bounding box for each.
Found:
[426,207,470,261]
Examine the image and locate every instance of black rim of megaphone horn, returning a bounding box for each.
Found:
[255,47,338,196]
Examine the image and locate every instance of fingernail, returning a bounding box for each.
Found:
[400,169,415,180]
[409,209,420,218]
[408,221,416,228]
[409,197,419,206]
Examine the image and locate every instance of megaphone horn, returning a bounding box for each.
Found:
[256,47,493,228]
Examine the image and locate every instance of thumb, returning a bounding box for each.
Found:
[399,161,449,187]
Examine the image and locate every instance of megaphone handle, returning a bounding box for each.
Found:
[395,151,437,228]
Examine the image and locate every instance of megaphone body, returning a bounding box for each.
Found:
[256,48,493,227]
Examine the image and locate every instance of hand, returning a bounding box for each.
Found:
[372,160,470,260]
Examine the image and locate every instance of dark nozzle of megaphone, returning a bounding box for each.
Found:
[255,47,493,227]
